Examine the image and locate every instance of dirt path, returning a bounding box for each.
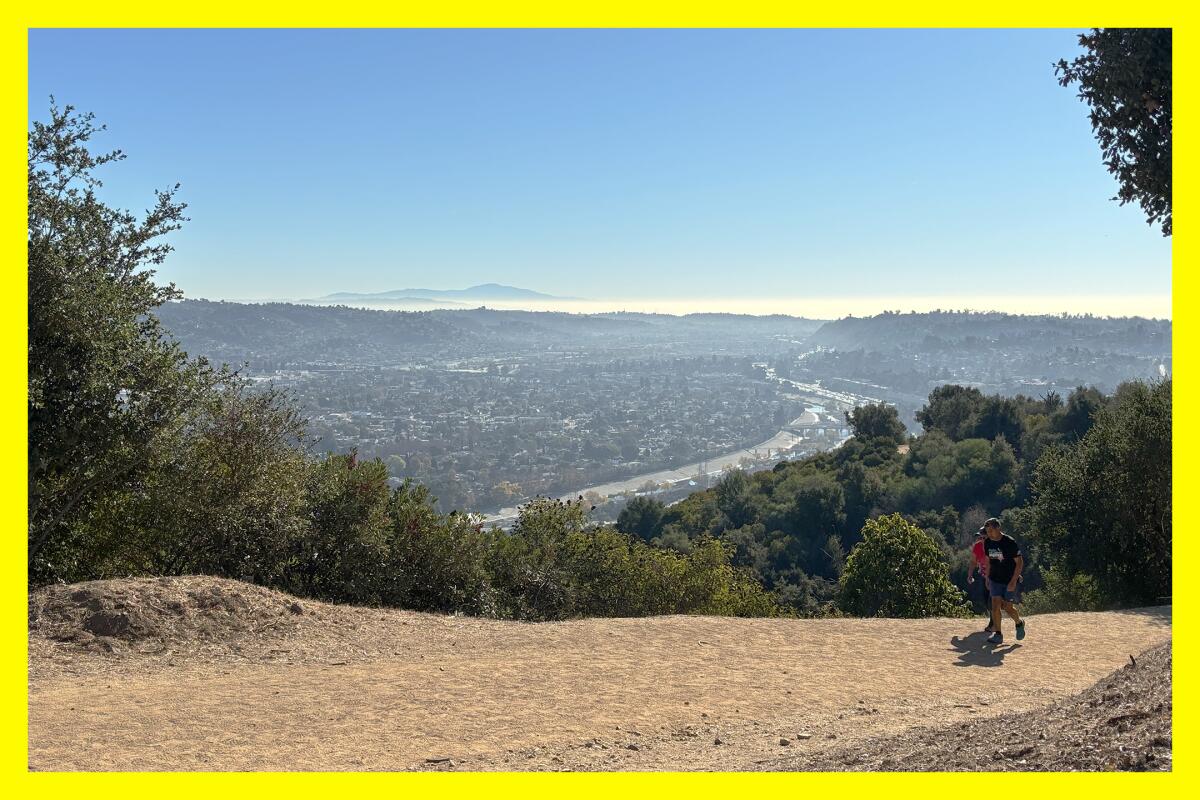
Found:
[29,596,1170,771]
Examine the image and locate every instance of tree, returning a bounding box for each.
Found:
[1030,380,1171,606]
[837,513,969,618]
[28,103,215,582]
[971,397,1025,452]
[714,469,756,529]
[387,480,494,615]
[844,403,907,446]
[1055,386,1106,442]
[83,381,312,586]
[291,452,393,604]
[1056,28,1172,235]
[616,496,666,541]
[915,385,985,440]
[782,474,847,577]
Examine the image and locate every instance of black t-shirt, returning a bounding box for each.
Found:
[984,533,1022,584]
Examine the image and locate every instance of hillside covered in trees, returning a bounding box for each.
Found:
[809,310,1169,355]
[617,381,1171,616]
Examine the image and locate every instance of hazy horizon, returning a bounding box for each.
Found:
[209,292,1172,320]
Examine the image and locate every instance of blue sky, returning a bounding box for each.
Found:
[28,28,1171,314]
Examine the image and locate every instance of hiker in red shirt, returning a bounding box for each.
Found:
[967,528,994,633]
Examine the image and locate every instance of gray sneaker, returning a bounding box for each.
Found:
[987,631,1003,645]
[1016,621,1026,640]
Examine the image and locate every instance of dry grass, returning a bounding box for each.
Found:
[28,576,1172,771]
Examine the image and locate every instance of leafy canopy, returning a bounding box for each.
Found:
[1056,28,1172,235]
[837,513,969,618]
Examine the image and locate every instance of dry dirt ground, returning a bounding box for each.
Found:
[28,576,1172,771]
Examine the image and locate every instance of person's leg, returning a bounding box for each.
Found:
[983,579,994,631]
[990,594,1003,639]
[1004,587,1026,639]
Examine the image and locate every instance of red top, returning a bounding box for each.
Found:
[971,540,989,574]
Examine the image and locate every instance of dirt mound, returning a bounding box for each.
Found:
[28,575,508,682]
[29,576,308,657]
[774,642,1172,771]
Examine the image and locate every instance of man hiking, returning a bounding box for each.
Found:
[967,527,993,633]
[982,517,1025,644]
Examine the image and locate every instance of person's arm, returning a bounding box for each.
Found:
[1008,554,1024,590]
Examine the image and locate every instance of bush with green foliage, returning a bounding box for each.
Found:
[287,452,393,604]
[486,498,780,620]
[616,495,666,541]
[837,513,969,618]
[386,480,495,615]
[844,403,907,446]
[1022,568,1104,614]
[79,382,312,586]
[1028,380,1171,607]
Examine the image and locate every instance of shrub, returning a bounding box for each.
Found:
[1022,568,1104,614]
[838,513,969,618]
[287,452,392,604]
[386,480,495,615]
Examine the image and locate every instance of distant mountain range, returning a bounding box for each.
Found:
[155,299,826,365]
[305,283,572,305]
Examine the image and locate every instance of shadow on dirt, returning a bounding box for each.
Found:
[948,631,1022,667]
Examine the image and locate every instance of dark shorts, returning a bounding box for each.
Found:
[989,580,1022,604]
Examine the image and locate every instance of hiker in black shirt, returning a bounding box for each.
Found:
[982,517,1025,644]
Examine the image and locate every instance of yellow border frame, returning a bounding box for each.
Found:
[5,5,1186,795]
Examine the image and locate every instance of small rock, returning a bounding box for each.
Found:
[796,732,813,740]
[714,737,724,745]
[288,602,304,615]
[779,738,791,746]
[626,743,641,751]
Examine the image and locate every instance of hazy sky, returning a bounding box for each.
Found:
[28,28,1171,315]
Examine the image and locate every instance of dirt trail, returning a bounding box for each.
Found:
[28,578,1171,771]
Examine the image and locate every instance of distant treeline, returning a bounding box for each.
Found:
[810,310,1170,355]
[155,298,826,367]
